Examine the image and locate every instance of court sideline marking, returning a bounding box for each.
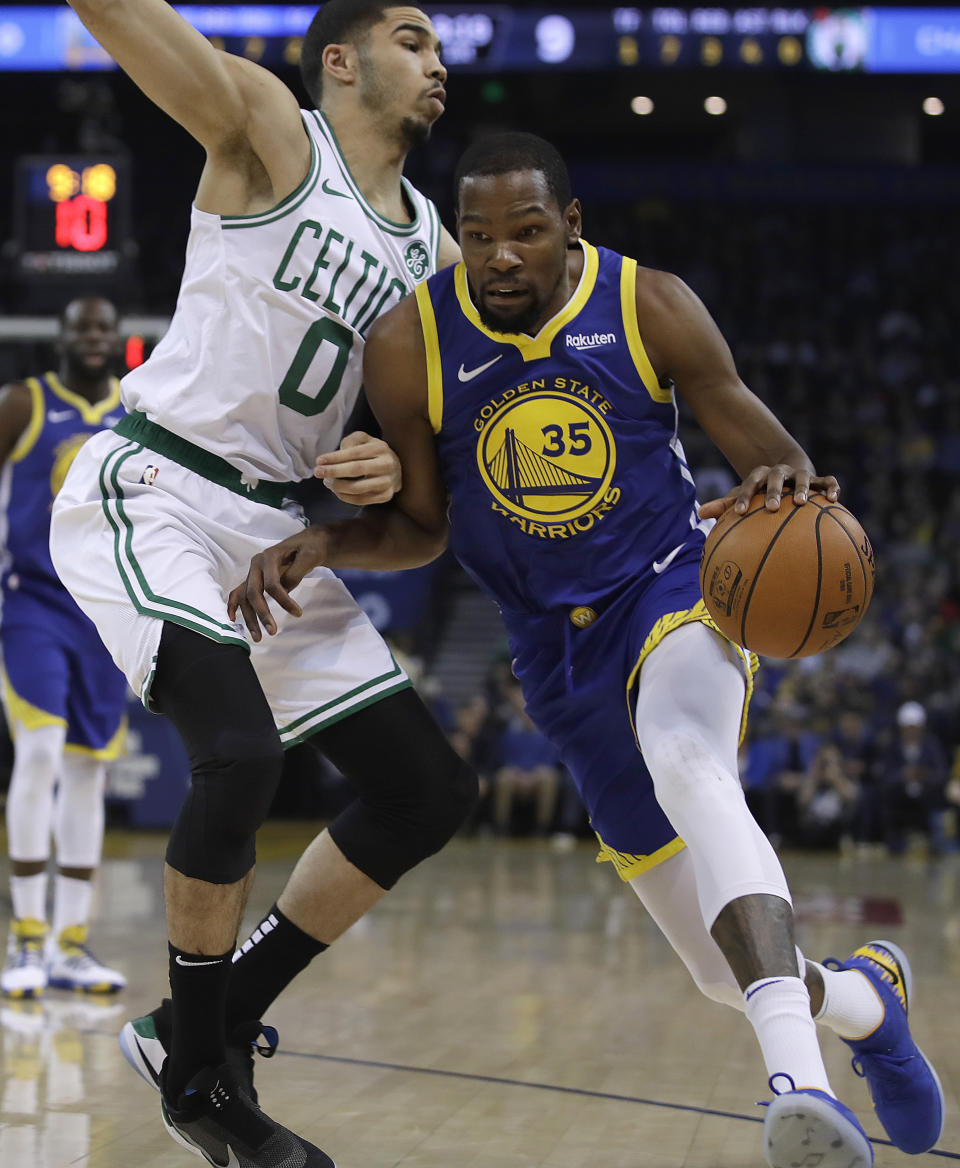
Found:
[281,1047,960,1160]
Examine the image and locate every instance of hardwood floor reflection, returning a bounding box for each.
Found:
[1,828,958,1166]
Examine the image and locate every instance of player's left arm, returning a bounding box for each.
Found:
[634,268,839,516]
[0,382,35,467]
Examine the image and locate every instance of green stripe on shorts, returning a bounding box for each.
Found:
[98,441,250,649]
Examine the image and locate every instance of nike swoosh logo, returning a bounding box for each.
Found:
[322,178,350,199]
[652,542,686,574]
[47,409,74,423]
[217,1143,241,1167]
[458,355,503,383]
[174,955,225,968]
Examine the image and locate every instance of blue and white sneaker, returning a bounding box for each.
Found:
[823,939,945,1155]
[763,1076,873,1168]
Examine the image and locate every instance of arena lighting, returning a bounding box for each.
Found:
[704,94,728,115]
[923,96,945,115]
[535,13,576,64]
[630,95,654,115]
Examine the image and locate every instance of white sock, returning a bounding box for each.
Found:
[10,873,48,922]
[744,975,834,1096]
[807,959,884,1040]
[52,875,93,939]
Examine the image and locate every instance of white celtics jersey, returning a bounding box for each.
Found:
[121,110,443,482]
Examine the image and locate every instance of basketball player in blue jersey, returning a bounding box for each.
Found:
[52,2,476,1164]
[0,297,128,1001]
[232,134,945,1167]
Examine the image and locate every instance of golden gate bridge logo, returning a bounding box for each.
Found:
[476,391,616,524]
[486,428,602,508]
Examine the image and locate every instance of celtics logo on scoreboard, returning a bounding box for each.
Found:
[404,240,431,281]
[475,383,622,540]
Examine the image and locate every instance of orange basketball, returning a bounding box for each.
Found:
[699,492,875,658]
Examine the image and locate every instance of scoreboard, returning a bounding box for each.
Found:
[1,6,959,74]
[13,155,130,281]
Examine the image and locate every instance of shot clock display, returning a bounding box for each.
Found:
[13,154,131,280]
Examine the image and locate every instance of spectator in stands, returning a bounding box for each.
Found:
[795,744,858,851]
[448,694,493,830]
[882,702,951,856]
[492,681,561,837]
[830,710,882,847]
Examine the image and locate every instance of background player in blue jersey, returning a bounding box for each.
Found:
[0,296,128,1000]
[231,134,944,1167]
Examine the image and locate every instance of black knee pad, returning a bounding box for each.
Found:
[165,728,285,885]
[152,622,286,885]
[329,753,479,889]
[310,688,480,890]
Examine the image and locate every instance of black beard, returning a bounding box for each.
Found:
[63,354,111,386]
[400,114,432,149]
[476,294,548,336]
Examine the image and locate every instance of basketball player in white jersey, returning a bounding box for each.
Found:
[51,3,474,1164]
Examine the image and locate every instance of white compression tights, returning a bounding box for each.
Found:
[5,722,107,868]
[54,754,107,869]
[630,845,743,1010]
[5,722,66,862]
[633,622,791,944]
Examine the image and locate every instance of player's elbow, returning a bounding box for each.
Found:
[409,523,448,567]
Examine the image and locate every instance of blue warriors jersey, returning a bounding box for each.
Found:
[414,242,750,876]
[0,373,127,756]
[1,372,123,592]
[415,241,708,631]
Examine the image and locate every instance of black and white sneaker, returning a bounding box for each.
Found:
[161,1063,335,1167]
[119,999,277,1103]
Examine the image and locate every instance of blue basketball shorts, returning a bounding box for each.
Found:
[1,579,128,758]
[507,544,756,880]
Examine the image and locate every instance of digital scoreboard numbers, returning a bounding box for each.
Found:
[13,155,130,280]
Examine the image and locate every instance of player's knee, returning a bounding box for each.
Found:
[644,727,717,800]
[415,755,479,854]
[166,730,285,884]
[330,754,479,889]
[11,735,62,790]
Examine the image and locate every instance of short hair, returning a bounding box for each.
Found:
[301,0,393,106]
[454,132,572,212]
[59,296,117,329]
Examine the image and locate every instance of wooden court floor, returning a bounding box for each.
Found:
[1,826,958,1167]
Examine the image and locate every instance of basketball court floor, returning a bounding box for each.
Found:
[1,826,958,1167]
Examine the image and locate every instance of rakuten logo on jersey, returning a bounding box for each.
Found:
[566,331,617,351]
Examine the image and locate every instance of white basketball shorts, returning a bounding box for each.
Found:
[50,425,410,747]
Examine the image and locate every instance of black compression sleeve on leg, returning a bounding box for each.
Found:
[152,622,284,885]
[311,687,478,890]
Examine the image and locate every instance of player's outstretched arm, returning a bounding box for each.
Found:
[634,268,839,515]
[65,0,305,168]
[0,383,36,469]
[228,297,449,641]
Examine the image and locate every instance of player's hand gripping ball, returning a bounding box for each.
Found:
[699,492,875,658]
